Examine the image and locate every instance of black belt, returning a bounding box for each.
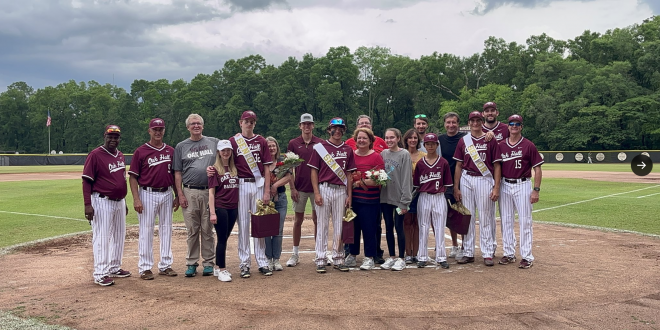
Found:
[183,184,208,190]
[465,171,482,176]
[97,194,123,202]
[141,186,170,192]
[239,178,256,182]
[503,177,530,184]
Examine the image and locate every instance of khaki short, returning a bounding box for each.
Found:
[292,191,315,213]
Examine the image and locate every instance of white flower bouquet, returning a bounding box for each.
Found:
[364,168,389,187]
[273,152,304,179]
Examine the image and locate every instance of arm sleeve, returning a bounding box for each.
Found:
[128,148,141,177]
[173,143,183,171]
[82,179,93,205]
[412,162,420,188]
[261,138,273,165]
[490,140,502,163]
[443,159,454,187]
[400,152,413,207]
[452,140,464,162]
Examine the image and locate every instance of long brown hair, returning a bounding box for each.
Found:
[385,128,404,148]
[403,128,421,150]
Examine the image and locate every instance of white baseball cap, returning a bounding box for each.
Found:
[217,140,232,151]
[300,113,314,123]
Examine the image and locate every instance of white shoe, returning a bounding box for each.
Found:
[456,247,465,259]
[448,246,459,258]
[272,259,283,271]
[380,257,396,270]
[268,259,274,271]
[213,268,220,277]
[404,256,413,264]
[391,258,406,271]
[360,257,374,270]
[287,254,299,267]
[217,269,232,282]
[345,255,357,267]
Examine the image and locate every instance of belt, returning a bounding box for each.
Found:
[465,171,482,176]
[239,178,256,183]
[183,184,208,190]
[141,186,170,192]
[97,194,123,202]
[503,177,530,184]
[321,182,344,189]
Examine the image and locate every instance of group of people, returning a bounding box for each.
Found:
[82,102,543,286]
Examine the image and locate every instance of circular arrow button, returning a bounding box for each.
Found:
[631,154,653,176]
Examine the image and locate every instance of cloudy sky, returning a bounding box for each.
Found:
[0,0,656,92]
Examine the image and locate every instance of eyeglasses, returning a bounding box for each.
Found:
[106,127,121,134]
[508,122,522,127]
[414,114,427,119]
[330,118,345,126]
[189,122,203,127]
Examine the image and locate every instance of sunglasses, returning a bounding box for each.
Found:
[508,122,522,127]
[106,127,121,134]
[330,118,345,126]
[414,114,427,119]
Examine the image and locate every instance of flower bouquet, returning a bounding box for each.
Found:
[365,168,389,187]
[273,152,304,179]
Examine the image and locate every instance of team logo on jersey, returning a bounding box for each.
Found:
[147,154,171,167]
[187,145,214,159]
[501,150,522,162]
[419,172,442,184]
[494,133,503,140]
[333,150,348,159]
[108,160,125,173]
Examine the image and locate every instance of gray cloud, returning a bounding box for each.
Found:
[224,0,286,11]
[284,0,432,10]
[385,18,396,23]
[473,0,659,14]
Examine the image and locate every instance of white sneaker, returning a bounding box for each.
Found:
[345,255,357,267]
[287,254,299,267]
[360,257,374,270]
[272,259,283,271]
[268,259,275,271]
[217,270,232,282]
[456,247,465,259]
[391,258,406,271]
[448,246,459,258]
[213,268,220,277]
[380,257,396,270]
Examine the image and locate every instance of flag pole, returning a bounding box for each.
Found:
[48,125,51,155]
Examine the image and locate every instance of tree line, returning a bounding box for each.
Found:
[1,16,659,154]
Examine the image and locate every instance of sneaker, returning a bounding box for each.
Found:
[374,256,385,265]
[333,264,349,272]
[158,268,177,276]
[240,268,251,278]
[94,276,115,286]
[404,256,413,264]
[438,261,450,269]
[456,256,475,264]
[109,269,131,278]
[456,247,465,260]
[202,266,214,276]
[484,258,494,267]
[259,267,273,276]
[140,270,154,280]
[316,265,327,274]
[345,255,357,267]
[499,256,517,265]
[391,258,406,271]
[326,251,333,266]
[218,270,232,282]
[360,257,374,270]
[185,265,198,277]
[272,259,283,271]
[417,261,427,268]
[268,259,275,271]
[448,246,459,258]
[411,257,419,263]
[519,259,533,269]
[287,254,299,267]
[213,268,220,277]
[380,257,396,270]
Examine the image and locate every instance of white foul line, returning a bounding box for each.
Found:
[532,185,660,213]
[637,192,660,199]
[0,210,87,222]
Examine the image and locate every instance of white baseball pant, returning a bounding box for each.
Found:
[137,188,174,274]
[91,193,126,281]
[417,192,448,263]
[314,183,346,266]
[500,180,534,261]
[461,172,497,258]
[237,179,268,270]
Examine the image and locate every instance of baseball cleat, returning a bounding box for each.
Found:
[456,256,475,264]
[438,261,450,269]
[140,270,154,280]
[109,269,131,278]
[484,258,494,266]
[158,268,177,276]
[316,265,327,274]
[240,268,251,278]
[95,276,115,286]
[519,259,533,269]
[498,256,516,265]
[258,267,273,276]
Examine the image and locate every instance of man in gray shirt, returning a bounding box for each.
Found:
[174,114,219,277]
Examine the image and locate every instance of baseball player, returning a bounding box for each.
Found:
[286,113,323,267]
[413,133,453,269]
[497,115,543,269]
[128,118,179,280]
[453,111,502,266]
[229,110,273,278]
[82,125,130,286]
[308,117,356,273]
[482,102,509,143]
[174,114,219,278]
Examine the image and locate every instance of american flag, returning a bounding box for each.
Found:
[46,110,51,127]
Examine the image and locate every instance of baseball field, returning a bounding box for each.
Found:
[0,164,659,329]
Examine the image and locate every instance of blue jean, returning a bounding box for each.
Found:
[265,191,288,260]
[381,203,405,258]
[349,202,381,258]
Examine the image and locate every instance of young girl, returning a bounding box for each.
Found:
[403,128,425,264]
[208,140,240,282]
[265,136,292,271]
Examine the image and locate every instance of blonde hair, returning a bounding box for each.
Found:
[266,136,281,159]
[185,114,204,127]
[213,149,237,177]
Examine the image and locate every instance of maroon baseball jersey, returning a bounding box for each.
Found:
[287,135,324,193]
[453,135,502,175]
[483,122,509,143]
[307,140,357,186]
[497,137,544,179]
[229,134,273,178]
[345,136,388,154]
[413,156,453,193]
[208,168,239,209]
[128,143,175,188]
[82,146,127,201]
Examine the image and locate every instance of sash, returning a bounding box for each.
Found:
[313,143,348,186]
[463,135,491,177]
[235,134,264,187]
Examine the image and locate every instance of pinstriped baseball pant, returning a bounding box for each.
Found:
[417,192,448,262]
[237,180,269,270]
[137,188,174,274]
[500,180,534,261]
[91,193,126,281]
[314,183,346,266]
[461,172,497,258]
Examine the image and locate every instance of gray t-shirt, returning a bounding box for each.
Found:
[380,149,413,209]
[174,136,219,186]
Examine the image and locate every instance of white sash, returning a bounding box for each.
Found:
[463,135,491,177]
[235,134,264,187]
[313,143,348,186]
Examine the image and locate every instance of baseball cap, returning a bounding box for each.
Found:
[468,111,484,121]
[423,133,438,144]
[104,125,121,135]
[217,140,232,151]
[508,114,523,124]
[240,110,257,121]
[483,102,497,111]
[300,113,314,123]
[149,118,165,129]
[327,117,346,128]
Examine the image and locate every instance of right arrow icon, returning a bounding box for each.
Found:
[638,162,646,169]
[631,155,653,177]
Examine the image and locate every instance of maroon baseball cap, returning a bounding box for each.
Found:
[149,118,165,129]
[483,102,497,111]
[104,125,121,135]
[423,133,438,144]
[240,110,257,121]
[508,114,523,124]
[468,111,484,121]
